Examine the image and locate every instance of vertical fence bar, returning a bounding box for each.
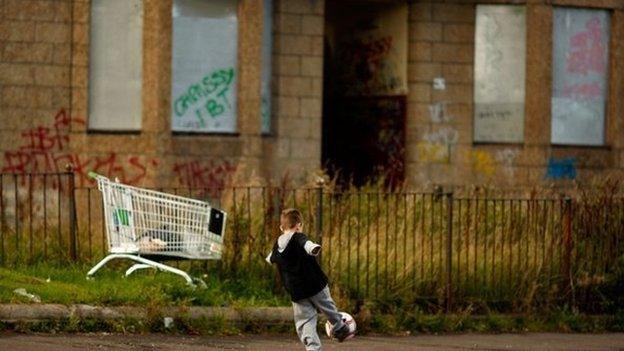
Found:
[509,200,514,288]
[246,187,252,267]
[384,193,389,296]
[473,198,479,288]
[316,185,323,259]
[366,193,371,298]
[328,191,333,277]
[347,193,352,289]
[357,192,361,295]
[261,187,267,278]
[337,192,343,286]
[57,174,62,260]
[43,174,48,259]
[0,175,4,265]
[420,194,424,286]
[464,198,471,290]
[483,198,488,292]
[498,199,506,295]
[87,188,93,260]
[68,171,77,261]
[562,197,573,296]
[445,192,453,312]
[375,192,380,299]
[456,198,462,296]
[394,194,398,288]
[402,193,407,289]
[429,193,435,289]
[231,187,238,273]
[14,174,19,263]
[28,174,33,262]
[412,193,416,297]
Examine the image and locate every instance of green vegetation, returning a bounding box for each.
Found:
[0,263,287,307]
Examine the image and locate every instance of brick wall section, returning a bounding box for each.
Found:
[265,0,324,182]
[0,0,73,167]
[406,1,476,187]
[0,0,265,190]
[406,0,624,189]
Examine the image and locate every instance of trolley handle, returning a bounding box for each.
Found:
[88,171,107,191]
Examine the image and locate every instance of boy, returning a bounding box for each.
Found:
[265,208,350,350]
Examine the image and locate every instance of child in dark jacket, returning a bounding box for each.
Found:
[265,208,349,350]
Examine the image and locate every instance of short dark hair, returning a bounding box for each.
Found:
[280,208,302,229]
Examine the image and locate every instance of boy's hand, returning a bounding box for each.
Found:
[311,245,321,255]
[304,241,321,256]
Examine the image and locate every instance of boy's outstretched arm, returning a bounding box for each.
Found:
[297,234,321,256]
[305,241,321,255]
[265,251,273,264]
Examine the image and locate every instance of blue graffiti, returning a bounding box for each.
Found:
[545,157,577,180]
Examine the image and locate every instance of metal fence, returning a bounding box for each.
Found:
[1,172,623,312]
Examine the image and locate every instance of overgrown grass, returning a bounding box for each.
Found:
[0,262,287,307]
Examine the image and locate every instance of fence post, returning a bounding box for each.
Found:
[67,167,77,262]
[562,197,573,297]
[445,191,454,313]
[315,180,324,262]
[0,175,4,266]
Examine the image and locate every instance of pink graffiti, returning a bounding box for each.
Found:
[566,17,607,75]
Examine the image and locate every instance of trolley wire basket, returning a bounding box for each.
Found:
[86,172,227,285]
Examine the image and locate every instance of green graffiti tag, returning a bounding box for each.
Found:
[174,68,235,127]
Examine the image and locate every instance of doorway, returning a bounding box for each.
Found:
[322,1,408,187]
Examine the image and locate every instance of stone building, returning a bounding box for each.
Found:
[0,0,622,190]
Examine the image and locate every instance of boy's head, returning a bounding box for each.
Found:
[280,208,303,231]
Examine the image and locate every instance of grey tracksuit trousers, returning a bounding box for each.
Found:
[292,285,345,351]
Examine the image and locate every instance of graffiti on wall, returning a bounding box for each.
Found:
[552,9,609,145]
[428,102,454,124]
[473,5,526,143]
[1,109,157,186]
[562,17,606,101]
[173,67,235,130]
[418,127,459,164]
[495,149,519,176]
[2,110,238,190]
[566,17,606,76]
[471,150,496,177]
[545,157,577,180]
[172,160,236,193]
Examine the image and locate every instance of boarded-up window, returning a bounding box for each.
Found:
[89,0,143,131]
[473,5,526,143]
[171,0,238,133]
[552,8,609,146]
[261,0,273,134]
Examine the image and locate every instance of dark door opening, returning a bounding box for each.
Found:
[321,1,408,188]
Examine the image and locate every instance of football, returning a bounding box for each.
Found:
[325,312,356,340]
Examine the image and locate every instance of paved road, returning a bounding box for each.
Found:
[1,333,624,350]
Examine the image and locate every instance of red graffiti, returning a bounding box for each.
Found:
[172,160,236,196]
[566,17,607,75]
[1,109,154,187]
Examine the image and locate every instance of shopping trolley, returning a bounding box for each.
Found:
[86,172,227,285]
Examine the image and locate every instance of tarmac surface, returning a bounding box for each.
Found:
[1,333,624,350]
